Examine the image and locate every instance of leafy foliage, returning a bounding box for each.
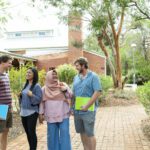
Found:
[38,69,46,87]
[137,81,150,115]
[130,0,150,20]
[120,19,150,83]
[0,0,10,30]
[9,66,28,112]
[136,58,150,82]
[45,0,132,88]
[84,33,105,55]
[9,66,27,94]
[37,0,150,88]
[9,65,46,112]
[10,65,46,94]
[99,75,113,102]
[99,75,113,92]
[56,64,77,85]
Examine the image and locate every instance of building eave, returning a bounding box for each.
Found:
[0,50,37,61]
[83,50,106,59]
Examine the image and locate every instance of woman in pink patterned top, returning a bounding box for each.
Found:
[39,69,72,150]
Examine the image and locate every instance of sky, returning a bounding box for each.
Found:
[4,0,65,30]
[0,0,90,51]
[0,0,88,39]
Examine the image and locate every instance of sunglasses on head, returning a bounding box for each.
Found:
[49,67,55,70]
[49,67,57,75]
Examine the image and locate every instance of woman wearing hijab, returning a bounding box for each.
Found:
[20,67,42,150]
[39,69,72,150]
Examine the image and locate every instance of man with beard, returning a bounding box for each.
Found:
[72,57,102,150]
[0,55,12,150]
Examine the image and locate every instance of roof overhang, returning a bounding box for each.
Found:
[0,50,37,61]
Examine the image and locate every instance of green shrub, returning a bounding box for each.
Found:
[136,59,150,82]
[99,75,113,92]
[9,66,27,94]
[99,75,113,102]
[56,64,77,85]
[9,66,28,112]
[137,81,150,115]
[127,70,149,85]
[10,66,46,94]
[38,69,46,87]
[9,65,46,112]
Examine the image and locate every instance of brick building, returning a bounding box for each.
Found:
[35,15,106,74]
[0,16,106,75]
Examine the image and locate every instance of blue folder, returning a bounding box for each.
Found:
[0,105,9,120]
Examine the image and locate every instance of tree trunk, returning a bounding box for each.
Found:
[142,37,148,61]
[97,36,118,88]
[111,7,125,89]
[115,40,122,88]
[114,6,125,89]
[107,57,118,88]
[107,8,124,89]
[98,5,125,89]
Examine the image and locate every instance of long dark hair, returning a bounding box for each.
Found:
[23,67,39,91]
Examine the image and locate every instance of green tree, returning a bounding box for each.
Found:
[130,0,150,20]
[0,0,10,30]
[43,0,132,88]
[56,64,77,85]
[137,81,150,114]
[120,18,150,81]
[84,33,104,56]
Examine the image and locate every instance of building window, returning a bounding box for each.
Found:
[15,33,22,37]
[38,32,46,36]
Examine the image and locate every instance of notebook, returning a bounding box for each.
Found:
[0,105,9,120]
[75,97,95,111]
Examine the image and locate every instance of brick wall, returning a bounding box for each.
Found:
[35,50,106,75]
[83,51,106,75]
[68,14,83,63]
[35,52,68,71]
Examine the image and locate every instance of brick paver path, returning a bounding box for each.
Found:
[8,104,150,150]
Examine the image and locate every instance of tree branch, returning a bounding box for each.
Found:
[132,1,150,20]
[127,4,136,7]
[135,17,149,21]
[97,36,117,87]
[97,36,109,57]
[102,28,116,56]
[117,6,125,38]
[108,10,117,40]
[82,16,91,22]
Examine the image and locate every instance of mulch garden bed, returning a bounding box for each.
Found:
[8,113,24,141]
[141,117,150,141]
[100,90,139,107]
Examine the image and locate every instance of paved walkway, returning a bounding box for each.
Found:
[8,104,150,150]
